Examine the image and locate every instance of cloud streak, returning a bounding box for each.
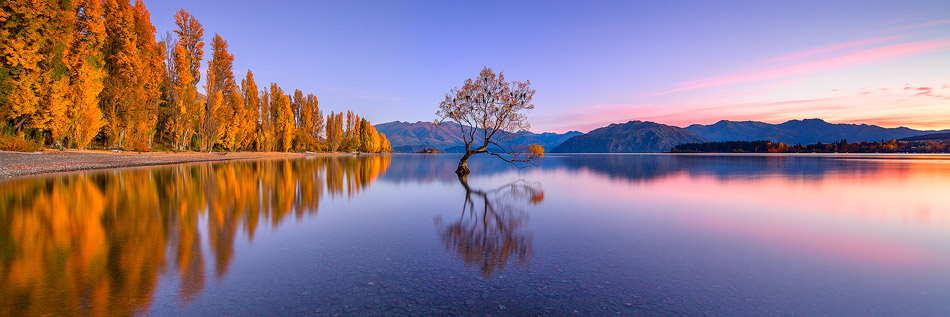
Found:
[656,39,950,96]
[763,36,900,63]
[537,84,950,132]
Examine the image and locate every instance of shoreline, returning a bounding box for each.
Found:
[0,150,355,180]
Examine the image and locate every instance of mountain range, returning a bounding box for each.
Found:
[550,121,706,153]
[685,119,942,145]
[374,121,581,153]
[375,118,947,153]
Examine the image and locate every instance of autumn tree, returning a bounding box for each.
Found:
[259,89,273,151]
[173,9,203,84]
[170,9,203,150]
[65,0,107,150]
[170,44,197,150]
[100,0,141,148]
[37,2,72,147]
[239,70,260,151]
[199,34,235,152]
[436,67,543,177]
[0,1,73,146]
[158,31,177,146]
[340,110,360,152]
[295,93,323,151]
[379,133,392,153]
[325,111,343,152]
[127,0,163,150]
[358,118,380,152]
[272,89,295,152]
[0,1,47,135]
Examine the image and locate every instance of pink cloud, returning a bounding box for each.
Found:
[763,36,900,63]
[537,84,950,133]
[891,19,950,31]
[656,39,950,95]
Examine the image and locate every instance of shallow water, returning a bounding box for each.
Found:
[2,153,950,315]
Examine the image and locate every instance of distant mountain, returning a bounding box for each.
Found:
[686,119,940,145]
[551,121,706,153]
[374,121,582,153]
[901,132,950,141]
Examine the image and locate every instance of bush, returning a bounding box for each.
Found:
[0,134,44,152]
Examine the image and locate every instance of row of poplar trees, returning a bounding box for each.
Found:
[0,0,392,153]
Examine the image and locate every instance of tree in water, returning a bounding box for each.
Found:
[436,67,544,177]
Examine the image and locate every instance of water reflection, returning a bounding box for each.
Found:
[3,153,950,315]
[0,155,391,316]
[435,177,543,277]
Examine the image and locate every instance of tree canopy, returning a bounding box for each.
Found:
[0,3,390,154]
[436,67,544,176]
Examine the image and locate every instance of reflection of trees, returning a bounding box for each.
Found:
[0,155,390,315]
[435,177,542,278]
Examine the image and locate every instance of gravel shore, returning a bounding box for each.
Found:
[0,150,340,179]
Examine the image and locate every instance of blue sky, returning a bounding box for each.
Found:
[144,0,950,132]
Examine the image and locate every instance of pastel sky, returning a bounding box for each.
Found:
[143,0,950,133]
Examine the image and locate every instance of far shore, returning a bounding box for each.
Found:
[0,149,360,180]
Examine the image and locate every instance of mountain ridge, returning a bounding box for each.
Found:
[685,118,942,145]
[551,120,706,153]
[374,121,582,153]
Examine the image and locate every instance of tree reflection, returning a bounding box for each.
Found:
[0,155,390,315]
[435,177,543,278]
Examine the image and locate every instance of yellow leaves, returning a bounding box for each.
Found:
[529,143,545,158]
[173,9,203,82]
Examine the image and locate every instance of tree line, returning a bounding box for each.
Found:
[0,1,391,153]
[671,139,950,153]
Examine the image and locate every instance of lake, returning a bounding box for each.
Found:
[2,153,950,315]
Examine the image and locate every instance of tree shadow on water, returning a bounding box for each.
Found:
[434,177,544,278]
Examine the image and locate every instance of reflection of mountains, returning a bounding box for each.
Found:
[381,154,518,184]
[0,155,390,316]
[554,154,888,182]
[383,154,888,185]
[435,179,543,278]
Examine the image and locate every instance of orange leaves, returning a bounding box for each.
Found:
[529,143,545,158]
[173,9,203,82]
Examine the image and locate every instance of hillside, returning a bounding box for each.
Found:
[686,119,937,144]
[374,121,582,153]
[901,132,950,141]
[551,121,707,153]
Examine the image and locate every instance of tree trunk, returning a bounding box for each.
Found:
[456,151,473,177]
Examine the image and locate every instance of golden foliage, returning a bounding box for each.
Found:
[1,2,390,154]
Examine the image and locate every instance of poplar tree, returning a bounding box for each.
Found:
[171,44,196,150]
[0,0,47,135]
[201,34,235,152]
[128,0,163,150]
[259,89,273,151]
[66,0,107,150]
[39,1,73,147]
[173,9,203,83]
[101,0,140,148]
[240,70,260,151]
[325,111,343,152]
[172,9,203,150]
[379,133,392,153]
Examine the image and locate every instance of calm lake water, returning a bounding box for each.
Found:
[2,153,950,315]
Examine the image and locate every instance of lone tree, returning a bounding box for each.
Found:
[436,67,544,177]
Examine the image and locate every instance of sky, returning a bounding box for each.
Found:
[143,0,950,133]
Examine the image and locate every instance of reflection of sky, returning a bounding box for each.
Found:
[383,154,950,270]
[6,154,949,314]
